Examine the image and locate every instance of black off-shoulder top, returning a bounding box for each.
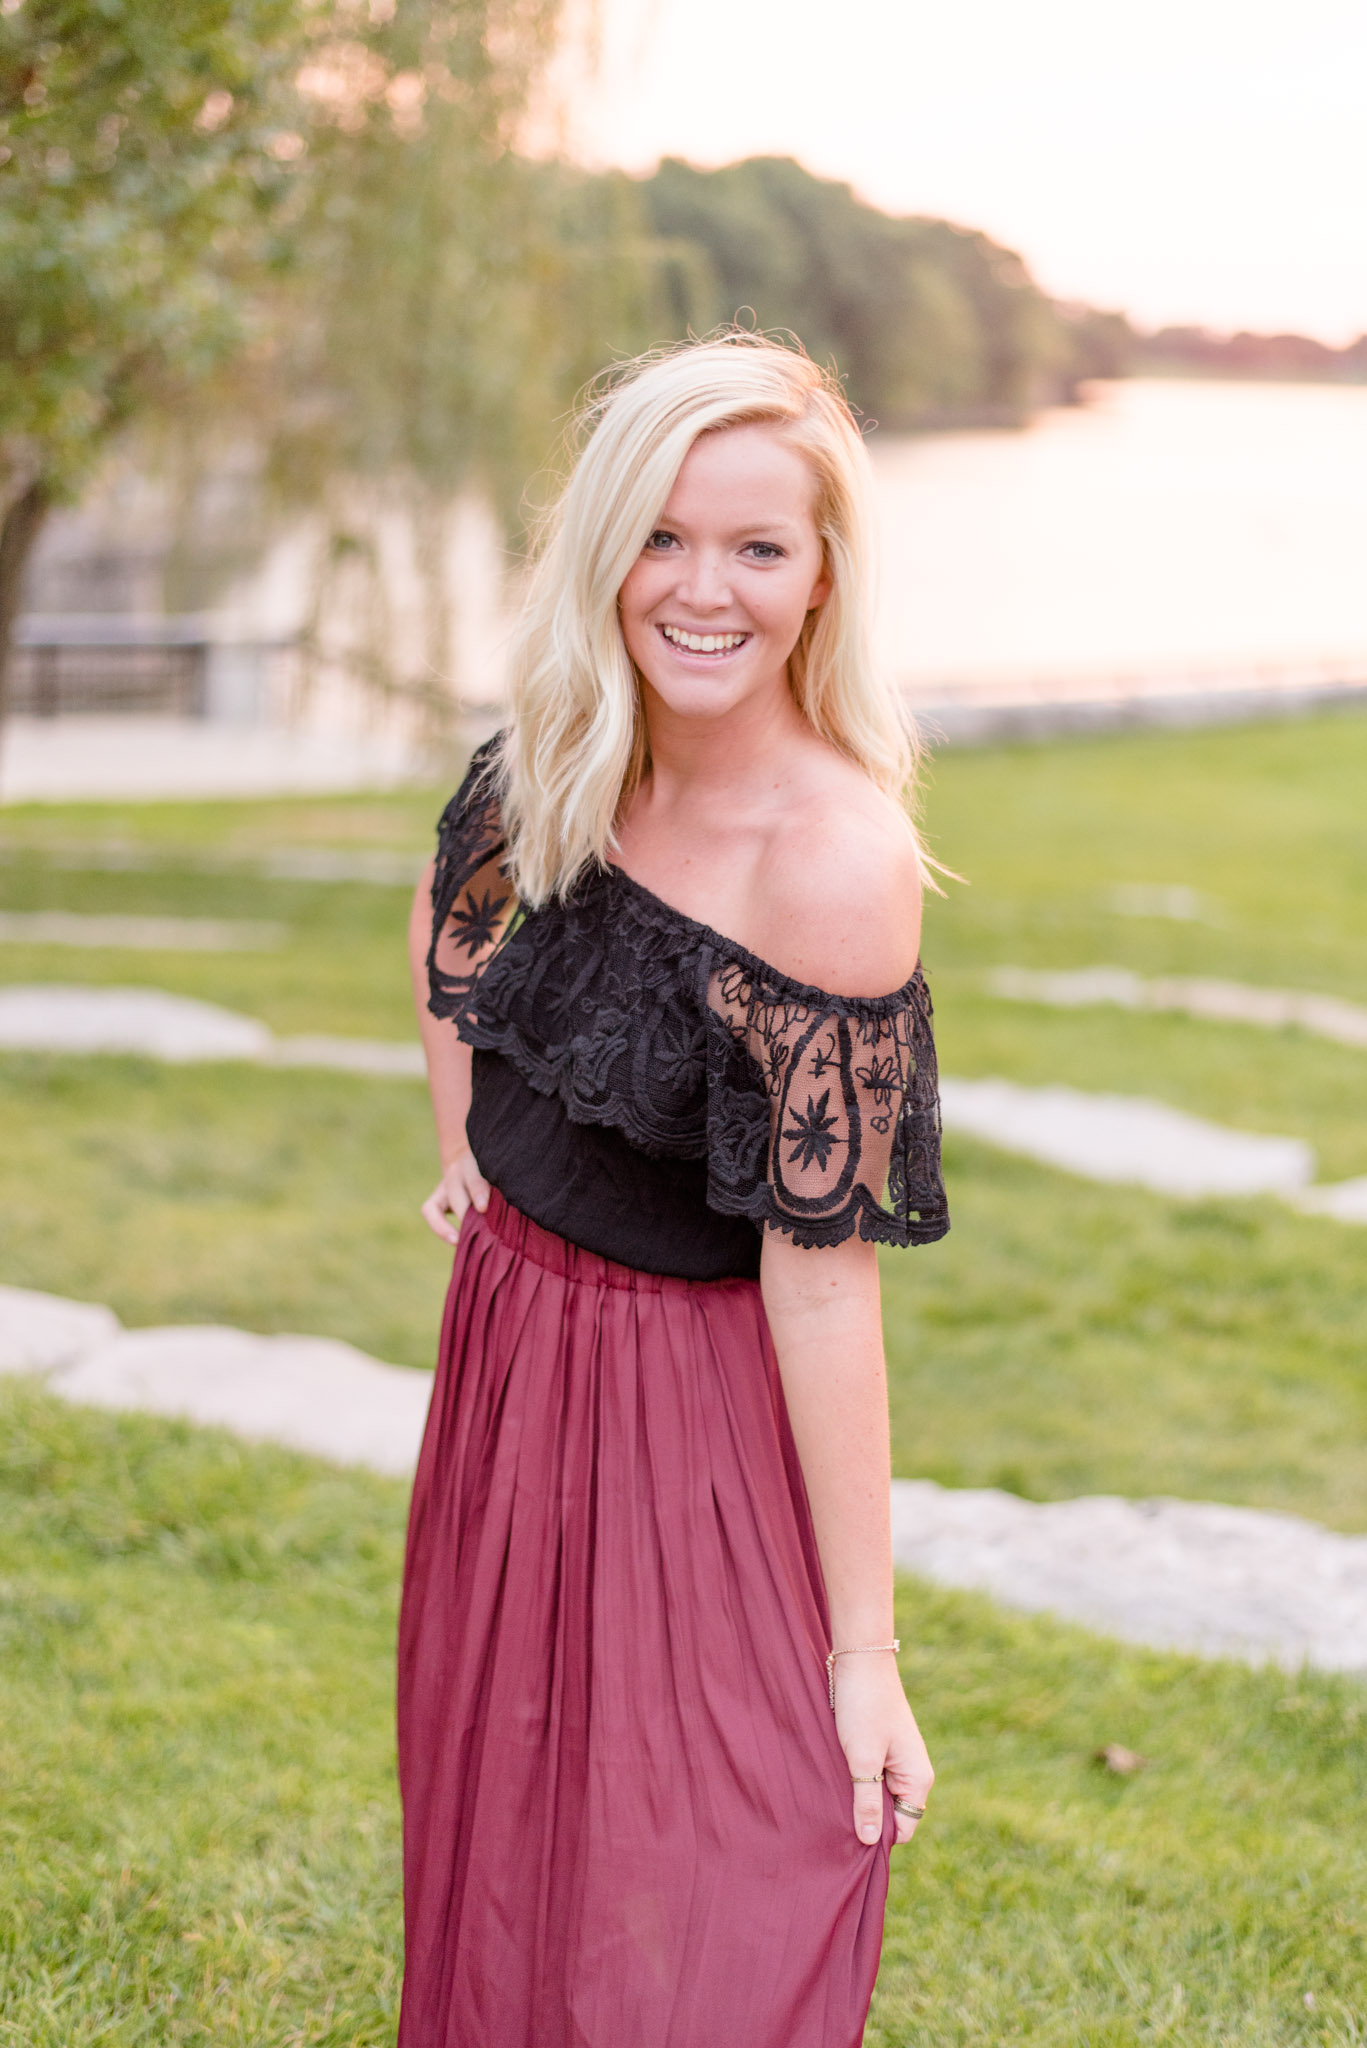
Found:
[427,737,949,1281]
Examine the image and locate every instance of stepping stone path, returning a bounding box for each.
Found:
[4,1281,1366,1674]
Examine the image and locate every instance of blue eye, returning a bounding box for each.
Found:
[746,542,784,561]
[646,530,677,551]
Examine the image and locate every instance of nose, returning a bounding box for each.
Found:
[675,548,734,614]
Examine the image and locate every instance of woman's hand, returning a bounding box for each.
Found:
[834,1650,934,1848]
[420,1147,490,1245]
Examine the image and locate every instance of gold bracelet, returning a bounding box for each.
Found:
[826,1639,900,1711]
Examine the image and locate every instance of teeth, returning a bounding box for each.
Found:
[662,626,747,653]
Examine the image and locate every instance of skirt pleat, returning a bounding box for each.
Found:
[397,1190,891,2048]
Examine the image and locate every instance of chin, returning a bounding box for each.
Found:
[642,673,753,722]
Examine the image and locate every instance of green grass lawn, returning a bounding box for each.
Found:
[0,1387,405,2048]
[2,713,1366,2041]
[0,854,422,1039]
[918,710,1367,1001]
[2,1389,1362,2048]
[0,1055,451,1372]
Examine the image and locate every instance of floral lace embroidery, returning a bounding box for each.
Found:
[427,742,518,1015]
[429,738,948,1251]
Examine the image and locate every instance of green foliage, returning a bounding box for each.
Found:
[0,0,301,495]
[0,0,627,511]
[637,156,1087,428]
[1,1386,1363,2044]
[0,0,655,716]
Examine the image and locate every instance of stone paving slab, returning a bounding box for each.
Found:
[0,911,286,952]
[990,964,1367,1050]
[890,1482,1367,1673]
[0,984,274,1061]
[53,1324,433,1479]
[938,1075,1314,1198]
[0,1283,122,1374]
[0,985,422,1075]
[267,1034,427,1078]
[1294,1175,1367,1223]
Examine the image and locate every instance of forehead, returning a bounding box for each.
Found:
[660,422,817,526]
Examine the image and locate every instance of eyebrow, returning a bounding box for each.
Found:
[652,514,806,539]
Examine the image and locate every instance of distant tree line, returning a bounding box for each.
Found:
[632,156,1131,429]
[1137,326,1367,384]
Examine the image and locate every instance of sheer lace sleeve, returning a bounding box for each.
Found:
[705,954,948,1250]
[427,735,520,1022]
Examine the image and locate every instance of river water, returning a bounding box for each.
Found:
[869,377,1367,708]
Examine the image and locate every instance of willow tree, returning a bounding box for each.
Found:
[256,13,660,728]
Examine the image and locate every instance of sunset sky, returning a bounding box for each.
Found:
[549,0,1367,342]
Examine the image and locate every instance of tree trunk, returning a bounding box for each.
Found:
[0,475,52,730]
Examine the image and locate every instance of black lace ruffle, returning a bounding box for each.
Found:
[429,738,948,1251]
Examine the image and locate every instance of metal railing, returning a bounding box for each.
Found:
[8,616,276,720]
[9,640,207,718]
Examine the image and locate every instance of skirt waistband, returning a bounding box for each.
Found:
[477,1186,749,1296]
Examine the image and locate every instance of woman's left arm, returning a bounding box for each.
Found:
[750,799,935,1849]
[761,1232,934,1847]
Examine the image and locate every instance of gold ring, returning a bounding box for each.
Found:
[850,1773,884,1785]
[892,1798,926,1820]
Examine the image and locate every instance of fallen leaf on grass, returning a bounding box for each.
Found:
[1095,1743,1148,1775]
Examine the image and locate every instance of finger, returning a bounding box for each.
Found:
[851,1783,884,1846]
[886,1773,931,1848]
[465,1166,491,1213]
[420,1188,461,1245]
[420,1201,459,1246]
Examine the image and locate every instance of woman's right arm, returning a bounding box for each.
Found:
[409,861,490,1243]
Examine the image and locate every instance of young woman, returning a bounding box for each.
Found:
[401,334,948,2048]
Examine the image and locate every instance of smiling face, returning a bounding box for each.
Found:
[617,422,832,727]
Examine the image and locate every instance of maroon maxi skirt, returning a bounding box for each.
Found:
[396,1190,892,2048]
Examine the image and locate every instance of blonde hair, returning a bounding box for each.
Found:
[496,332,926,906]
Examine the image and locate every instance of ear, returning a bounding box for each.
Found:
[807,562,832,611]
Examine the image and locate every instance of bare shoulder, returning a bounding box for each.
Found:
[745,755,924,998]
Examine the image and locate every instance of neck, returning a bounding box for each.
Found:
[639,677,808,811]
